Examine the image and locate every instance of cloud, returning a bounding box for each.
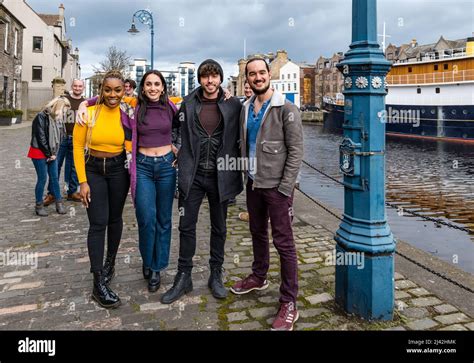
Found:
[25,0,473,81]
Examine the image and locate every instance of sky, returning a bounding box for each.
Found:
[25,0,474,85]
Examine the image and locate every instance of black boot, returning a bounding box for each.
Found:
[208,267,228,299]
[142,265,151,280]
[91,271,121,309]
[103,253,117,285]
[161,271,192,304]
[148,271,161,292]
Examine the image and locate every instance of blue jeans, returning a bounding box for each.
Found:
[32,158,62,204]
[135,151,177,272]
[48,136,79,195]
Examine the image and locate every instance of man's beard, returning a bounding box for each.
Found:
[250,82,270,95]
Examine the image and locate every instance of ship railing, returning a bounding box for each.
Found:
[387,69,474,85]
[392,47,467,64]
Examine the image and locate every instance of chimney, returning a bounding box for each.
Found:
[59,4,65,21]
[411,38,417,48]
[276,50,288,61]
[467,36,474,56]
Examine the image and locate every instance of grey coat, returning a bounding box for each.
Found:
[240,90,304,196]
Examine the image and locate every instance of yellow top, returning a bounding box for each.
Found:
[73,104,131,183]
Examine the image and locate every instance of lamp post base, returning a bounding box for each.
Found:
[335,243,394,321]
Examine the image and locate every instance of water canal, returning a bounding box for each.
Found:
[300,123,474,274]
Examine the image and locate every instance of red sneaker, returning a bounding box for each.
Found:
[271,302,299,331]
[230,274,269,295]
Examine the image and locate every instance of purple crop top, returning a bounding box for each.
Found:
[137,101,173,148]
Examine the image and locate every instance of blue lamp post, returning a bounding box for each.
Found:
[335,0,395,320]
[128,9,154,70]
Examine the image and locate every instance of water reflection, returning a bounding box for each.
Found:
[301,124,474,272]
[385,136,474,232]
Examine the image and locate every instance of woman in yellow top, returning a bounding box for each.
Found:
[73,70,132,309]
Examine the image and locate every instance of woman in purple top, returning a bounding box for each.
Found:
[78,70,179,293]
[132,70,180,292]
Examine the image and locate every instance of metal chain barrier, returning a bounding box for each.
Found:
[301,159,473,233]
[299,159,474,294]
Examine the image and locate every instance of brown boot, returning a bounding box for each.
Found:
[67,192,82,202]
[238,212,249,222]
[43,194,55,207]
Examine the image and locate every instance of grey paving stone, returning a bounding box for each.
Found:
[305,293,333,305]
[226,311,248,322]
[395,280,417,290]
[400,307,430,319]
[433,304,459,314]
[434,313,470,325]
[228,321,263,330]
[439,324,468,331]
[410,297,443,307]
[248,307,277,319]
[407,319,439,331]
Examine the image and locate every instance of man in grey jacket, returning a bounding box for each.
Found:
[230,57,304,331]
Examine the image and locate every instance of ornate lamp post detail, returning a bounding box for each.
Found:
[335,0,395,320]
[128,9,155,70]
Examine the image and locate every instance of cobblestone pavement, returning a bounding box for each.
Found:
[0,124,473,331]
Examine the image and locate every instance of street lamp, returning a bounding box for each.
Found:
[127,9,154,70]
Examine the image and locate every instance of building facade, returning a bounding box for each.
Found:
[235,50,289,96]
[271,61,301,107]
[314,52,344,107]
[0,2,25,111]
[2,0,81,109]
[385,36,468,63]
[129,58,151,86]
[177,61,196,97]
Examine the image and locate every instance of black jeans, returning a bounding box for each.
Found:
[178,169,228,273]
[85,152,130,273]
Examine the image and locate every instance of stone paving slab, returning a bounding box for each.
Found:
[0,126,473,331]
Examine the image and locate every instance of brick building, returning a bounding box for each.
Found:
[0,2,25,111]
[314,52,344,107]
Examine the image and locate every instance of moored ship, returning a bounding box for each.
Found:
[323,36,474,142]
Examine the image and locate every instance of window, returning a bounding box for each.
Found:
[33,36,43,52]
[408,67,412,73]
[287,74,290,80]
[282,74,285,80]
[293,73,297,79]
[294,83,297,91]
[435,87,440,94]
[417,87,421,94]
[4,22,9,52]
[287,83,290,91]
[443,64,448,70]
[12,80,17,108]
[319,75,323,81]
[434,64,439,71]
[3,77,7,105]
[32,66,42,81]
[14,29,18,57]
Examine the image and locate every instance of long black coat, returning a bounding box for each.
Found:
[174,87,243,202]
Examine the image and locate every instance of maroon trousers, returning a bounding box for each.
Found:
[246,180,298,304]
